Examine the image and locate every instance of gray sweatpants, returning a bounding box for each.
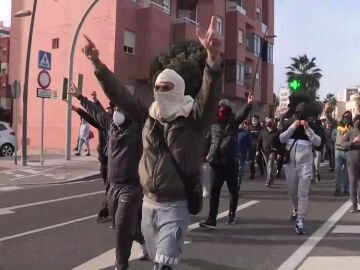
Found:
[141,200,189,269]
[285,163,313,220]
[348,162,360,206]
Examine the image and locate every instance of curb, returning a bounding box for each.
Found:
[0,172,101,186]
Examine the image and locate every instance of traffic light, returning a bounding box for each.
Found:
[289,79,301,92]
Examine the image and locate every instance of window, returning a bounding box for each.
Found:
[267,44,273,62]
[123,30,136,55]
[236,62,245,85]
[254,35,261,56]
[216,16,223,35]
[238,29,244,44]
[0,63,8,75]
[163,0,170,14]
[246,33,261,56]
[255,72,260,86]
[256,7,261,21]
[0,124,6,131]
[52,38,59,49]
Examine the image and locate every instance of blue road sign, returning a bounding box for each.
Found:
[38,51,52,70]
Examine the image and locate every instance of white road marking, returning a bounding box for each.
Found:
[72,200,259,270]
[66,172,99,182]
[0,191,104,215]
[9,167,60,181]
[4,171,14,175]
[44,174,55,177]
[0,215,97,242]
[19,169,41,174]
[297,256,360,270]
[0,209,15,215]
[276,200,352,270]
[13,174,25,178]
[0,186,23,192]
[332,225,360,234]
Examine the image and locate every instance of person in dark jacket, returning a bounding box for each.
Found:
[249,115,264,179]
[81,16,223,270]
[71,103,112,221]
[199,96,253,229]
[69,84,147,269]
[237,121,252,189]
[325,106,353,196]
[257,117,280,187]
[341,114,360,213]
[308,117,326,183]
[324,122,335,171]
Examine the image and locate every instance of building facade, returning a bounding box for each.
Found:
[0,21,11,123]
[9,0,274,151]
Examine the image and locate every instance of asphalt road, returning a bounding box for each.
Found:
[0,165,359,270]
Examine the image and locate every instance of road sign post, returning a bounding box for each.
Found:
[36,88,51,165]
[11,80,21,165]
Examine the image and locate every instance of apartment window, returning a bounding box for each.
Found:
[236,62,245,85]
[238,29,244,44]
[254,35,261,56]
[0,63,8,75]
[52,38,59,49]
[255,72,260,86]
[267,44,273,63]
[216,16,223,35]
[163,0,171,14]
[256,7,261,21]
[123,30,136,55]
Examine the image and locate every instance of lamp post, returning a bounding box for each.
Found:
[14,0,38,166]
[65,0,100,160]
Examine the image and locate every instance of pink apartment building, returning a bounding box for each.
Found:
[9,0,274,152]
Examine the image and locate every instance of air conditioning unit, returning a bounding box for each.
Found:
[245,66,252,74]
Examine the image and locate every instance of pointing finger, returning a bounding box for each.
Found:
[209,16,217,32]
[84,35,95,46]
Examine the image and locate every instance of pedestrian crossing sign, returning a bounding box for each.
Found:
[38,51,52,70]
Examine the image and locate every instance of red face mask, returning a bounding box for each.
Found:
[217,106,231,123]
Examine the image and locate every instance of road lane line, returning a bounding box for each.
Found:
[72,200,260,270]
[0,215,97,242]
[297,256,360,270]
[332,225,360,234]
[276,200,352,270]
[0,186,23,192]
[9,167,60,181]
[0,191,104,215]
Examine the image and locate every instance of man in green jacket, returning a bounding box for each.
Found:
[82,16,223,270]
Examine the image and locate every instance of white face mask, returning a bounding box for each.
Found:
[113,111,125,127]
[252,120,258,126]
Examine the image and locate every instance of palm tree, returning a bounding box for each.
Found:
[323,93,337,107]
[286,54,323,92]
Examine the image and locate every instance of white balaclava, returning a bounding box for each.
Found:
[149,69,194,122]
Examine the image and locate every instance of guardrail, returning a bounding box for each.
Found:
[174,17,199,26]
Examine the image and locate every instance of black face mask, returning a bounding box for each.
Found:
[296,111,306,120]
[343,116,351,125]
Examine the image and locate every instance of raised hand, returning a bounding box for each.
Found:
[71,105,79,112]
[68,82,81,98]
[247,93,253,104]
[196,16,222,61]
[82,35,99,61]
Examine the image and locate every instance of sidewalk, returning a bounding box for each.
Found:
[0,151,101,186]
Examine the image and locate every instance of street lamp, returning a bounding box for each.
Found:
[65,0,100,160]
[14,0,38,166]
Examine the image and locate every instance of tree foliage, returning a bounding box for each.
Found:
[149,40,207,98]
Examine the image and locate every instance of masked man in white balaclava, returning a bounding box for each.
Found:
[69,85,147,270]
[81,16,223,270]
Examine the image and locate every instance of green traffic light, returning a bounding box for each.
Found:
[289,79,301,92]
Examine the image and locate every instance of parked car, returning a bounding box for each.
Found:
[0,121,16,157]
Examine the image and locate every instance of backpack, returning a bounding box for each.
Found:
[88,130,94,140]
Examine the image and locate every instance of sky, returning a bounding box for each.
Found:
[0,0,359,100]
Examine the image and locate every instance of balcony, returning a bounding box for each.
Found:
[142,0,170,15]
[174,17,198,26]
[227,1,246,15]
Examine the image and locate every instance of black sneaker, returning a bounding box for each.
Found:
[295,220,305,235]
[334,189,340,196]
[290,210,297,221]
[343,190,350,196]
[199,218,216,230]
[275,171,281,179]
[350,205,358,213]
[315,173,320,183]
[226,213,236,225]
[75,152,80,156]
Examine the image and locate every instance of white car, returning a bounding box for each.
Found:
[0,121,16,157]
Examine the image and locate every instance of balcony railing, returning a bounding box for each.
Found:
[174,17,199,26]
[142,1,170,15]
[227,2,246,15]
[261,22,267,34]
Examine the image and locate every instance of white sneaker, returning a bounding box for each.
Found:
[203,188,210,198]
[138,244,149,260]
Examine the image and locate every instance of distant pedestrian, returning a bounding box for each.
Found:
[249,115,264,179]
[237,121,252,188]
[75,119,90,156]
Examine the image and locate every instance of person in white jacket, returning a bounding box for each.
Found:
[75,119,90,156]
[280,102,321,235]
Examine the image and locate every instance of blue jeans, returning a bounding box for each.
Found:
[237,153,247,186]
[335,150,349,192]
